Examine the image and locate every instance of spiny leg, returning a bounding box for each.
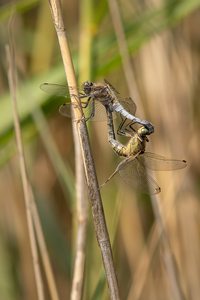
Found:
[125,120,138,134]
[68,94,92,123]
[117,117,135,137]
[81,96,91,108]
[117,117,127,136]
[84,98,96,121]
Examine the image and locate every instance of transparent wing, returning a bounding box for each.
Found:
[104,80,137,115]
[59,100,116,121]
[118,157,161,194]
[59,101,105,120]
[40,83,70,98]
[143,152,187,171]
[119,97,137,116]
[59,103,77,117]
[88,101,117,121]
[104,79,120,94]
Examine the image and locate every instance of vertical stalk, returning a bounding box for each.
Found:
[150,193,186,300]
[6,44,45,300]
[70,0,93,299]
[47,0,120,299]
[7,20,60,300]
[107,0,141,103]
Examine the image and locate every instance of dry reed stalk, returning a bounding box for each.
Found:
[47,0,120,299]
[32,108,74,200]
[70,0,93,298]
[127,223,160,300]
[6,44,45,300]
[30,192,60,300]
[70,124,87,300]
[6,24,60,300]
[134,32,190,299]
[108,1,185,299]
[127,173,189,300]
[150,193,186,300]
[107,0,141,103]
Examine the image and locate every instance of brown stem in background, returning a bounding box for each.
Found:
[47,0,120,299]
[6,44,45,300]
[150,193,186,300]
[30,192,60,300]
[107,0,141,104]
[6,21,60,300]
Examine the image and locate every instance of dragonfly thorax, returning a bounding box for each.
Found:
[126,134,146,157]
[82,81,114,106]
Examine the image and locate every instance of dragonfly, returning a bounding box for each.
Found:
[101,123,187,194]
[40,80,154,138]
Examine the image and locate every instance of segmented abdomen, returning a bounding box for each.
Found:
[109,138,128,157]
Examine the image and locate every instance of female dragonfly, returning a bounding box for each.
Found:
[101,122,187,194]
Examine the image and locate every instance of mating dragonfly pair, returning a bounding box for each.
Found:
[40,80,186,194]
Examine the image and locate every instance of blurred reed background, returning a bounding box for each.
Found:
[0,0,200,299]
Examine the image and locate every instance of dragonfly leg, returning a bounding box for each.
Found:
[122,113,154,135]
[127,121,138,133]
[81,96,91,108]
[117,118,133,137]
[70,93,88,105]
[117,118,126,135]
[84,98,95,121]
[79,92,86,97]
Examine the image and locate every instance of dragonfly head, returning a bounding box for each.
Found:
[138,126,149,138]
[83,81,93,95]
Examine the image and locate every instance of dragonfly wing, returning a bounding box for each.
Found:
[104,79,120,94]
[87,101,116,122]
[118,157,160,194]
[59,100,115,121]
[119,97,137,116]
[40,83,71,98]
[59,103,73,117]
[59,102,86,120]
[103,80,137,115]
[143,152,187,171]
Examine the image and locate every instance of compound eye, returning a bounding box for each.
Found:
[83,81,92,88]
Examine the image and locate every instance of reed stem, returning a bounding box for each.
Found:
[6,44,45,300]
[48,0,120,298]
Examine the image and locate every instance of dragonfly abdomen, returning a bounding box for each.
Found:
[112,102,135,118]
[106,110,115,141]
[112,102,154,134]
[109,138,128,157]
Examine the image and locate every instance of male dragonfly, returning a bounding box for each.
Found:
[40,80,154,139]
[101,123,187,194]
